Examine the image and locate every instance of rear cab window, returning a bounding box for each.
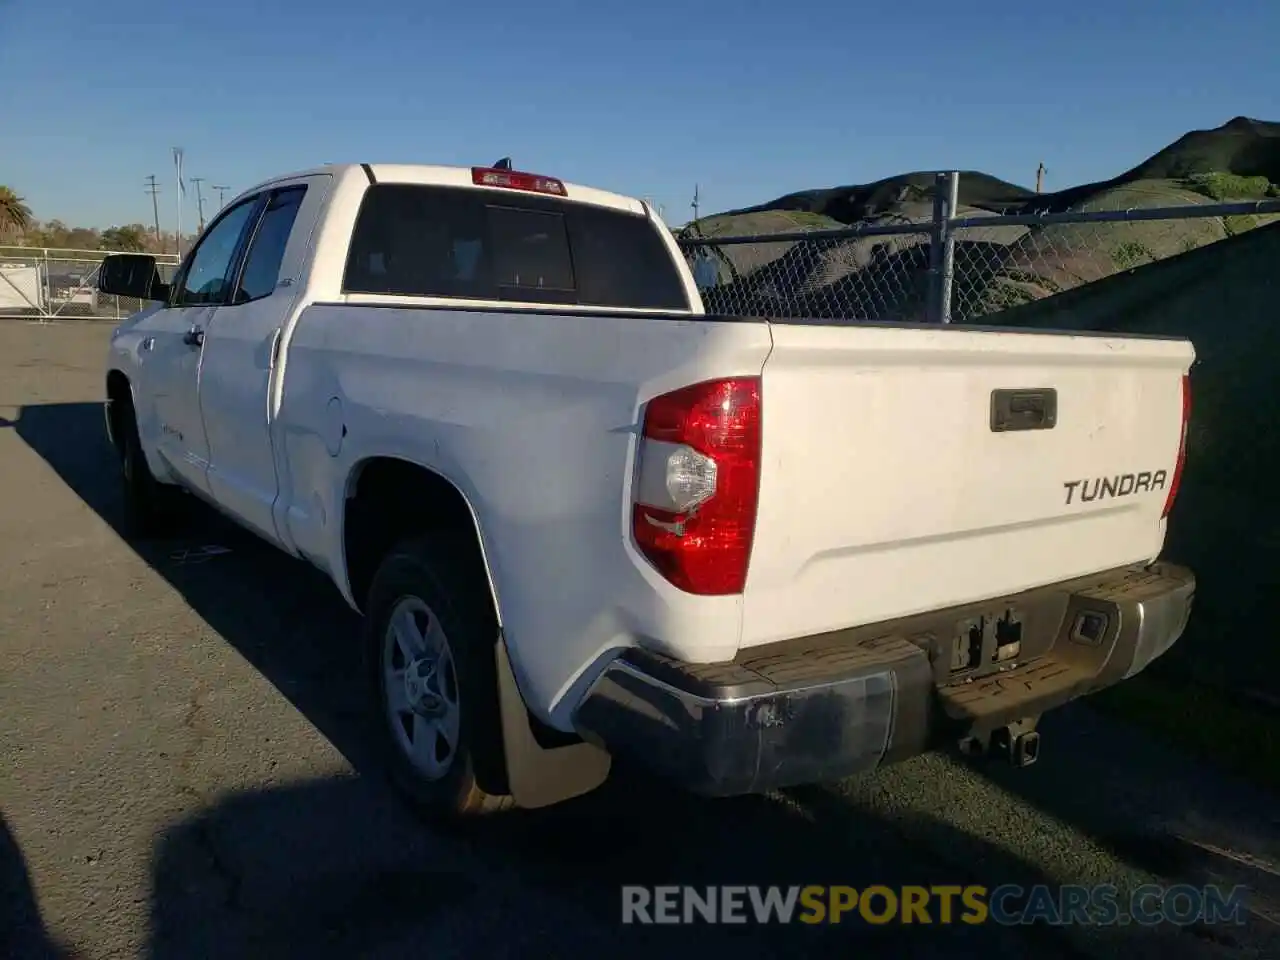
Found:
[342,184,690,311]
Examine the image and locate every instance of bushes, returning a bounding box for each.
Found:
[1181,172,1274,201]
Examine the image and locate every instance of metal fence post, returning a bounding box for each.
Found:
[928,173,947,323]
[41,248,52,323]
[940,171,959,324]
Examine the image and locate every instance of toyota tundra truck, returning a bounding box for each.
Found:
[97,161,1196,820]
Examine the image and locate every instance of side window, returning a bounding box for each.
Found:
[172,197,260,307]
[234,187,307,303]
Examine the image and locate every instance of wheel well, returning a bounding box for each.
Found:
[342,458,492,615]
[105,370,131,450]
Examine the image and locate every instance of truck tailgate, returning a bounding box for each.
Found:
[740,322,1194,649]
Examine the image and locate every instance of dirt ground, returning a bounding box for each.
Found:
[1,319,1278,960]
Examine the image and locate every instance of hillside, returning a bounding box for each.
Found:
[976,220,1280,702]
[697,116,1280,226]
[1119,115,1280,183]
[712,169,1034,225]
[683,117,1280,322]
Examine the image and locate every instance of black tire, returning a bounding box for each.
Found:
[113,396,180,539]
[364,535,514,821]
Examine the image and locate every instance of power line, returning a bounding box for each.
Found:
[144,175,162,250]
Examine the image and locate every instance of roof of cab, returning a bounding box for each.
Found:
[239,163,647,216]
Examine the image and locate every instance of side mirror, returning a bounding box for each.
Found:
[98,253,171,302]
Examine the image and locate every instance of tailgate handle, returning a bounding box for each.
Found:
[991,388,1057,432]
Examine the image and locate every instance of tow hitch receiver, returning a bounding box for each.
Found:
[993,725,1040,767]
[959,717,1041,768]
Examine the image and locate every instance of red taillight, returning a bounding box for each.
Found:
[1163,373,1191,519]
[471,167,566,196]
[631,378,761,596]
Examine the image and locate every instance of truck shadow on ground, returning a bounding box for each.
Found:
[144,772,1107,960]
[1,814,83,960]
[9,400,1279,959]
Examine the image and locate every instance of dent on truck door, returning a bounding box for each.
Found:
[146,302,215,486]
[149,195,262,495]
[198,178,327,548]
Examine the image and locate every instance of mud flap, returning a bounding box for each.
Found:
[495,637,611,809]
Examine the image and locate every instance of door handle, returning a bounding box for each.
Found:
[183,326,204,348]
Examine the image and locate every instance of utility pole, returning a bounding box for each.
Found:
[691,184,700,224]
[190,177,207,232]
[172,147,185,255]
[212,185,230,210]
[1035,162,1046,194]
[145,175,163,250]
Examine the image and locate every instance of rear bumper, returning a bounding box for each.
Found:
[572,562,1195,796]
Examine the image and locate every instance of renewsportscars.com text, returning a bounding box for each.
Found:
[620,884,1250,927]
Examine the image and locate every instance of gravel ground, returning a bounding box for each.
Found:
[1,319,1278,960]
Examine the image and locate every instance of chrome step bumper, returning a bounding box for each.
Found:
[572,562,1195,796]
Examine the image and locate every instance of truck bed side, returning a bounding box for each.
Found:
[276,304,772,727]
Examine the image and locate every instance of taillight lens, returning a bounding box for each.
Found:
[631,378,762,595]
[1163,373,1191,519]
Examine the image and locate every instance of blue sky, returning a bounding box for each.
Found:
[2,0,1276,230]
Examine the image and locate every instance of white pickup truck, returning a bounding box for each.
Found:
[99,161,1197,820]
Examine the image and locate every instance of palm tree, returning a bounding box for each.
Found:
[0,186,33,236]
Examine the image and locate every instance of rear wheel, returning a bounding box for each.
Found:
[365,536,514,821]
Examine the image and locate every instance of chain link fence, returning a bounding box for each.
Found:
[678,173,1280,325]
[0,248,181,321]
[681,214,938,323]
[7,177,1278,325]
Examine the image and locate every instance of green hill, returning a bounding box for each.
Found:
[1121,115,1280,183]
[697,116,1280,226]
[683,117,1280,322]
[954,175,1279,319]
